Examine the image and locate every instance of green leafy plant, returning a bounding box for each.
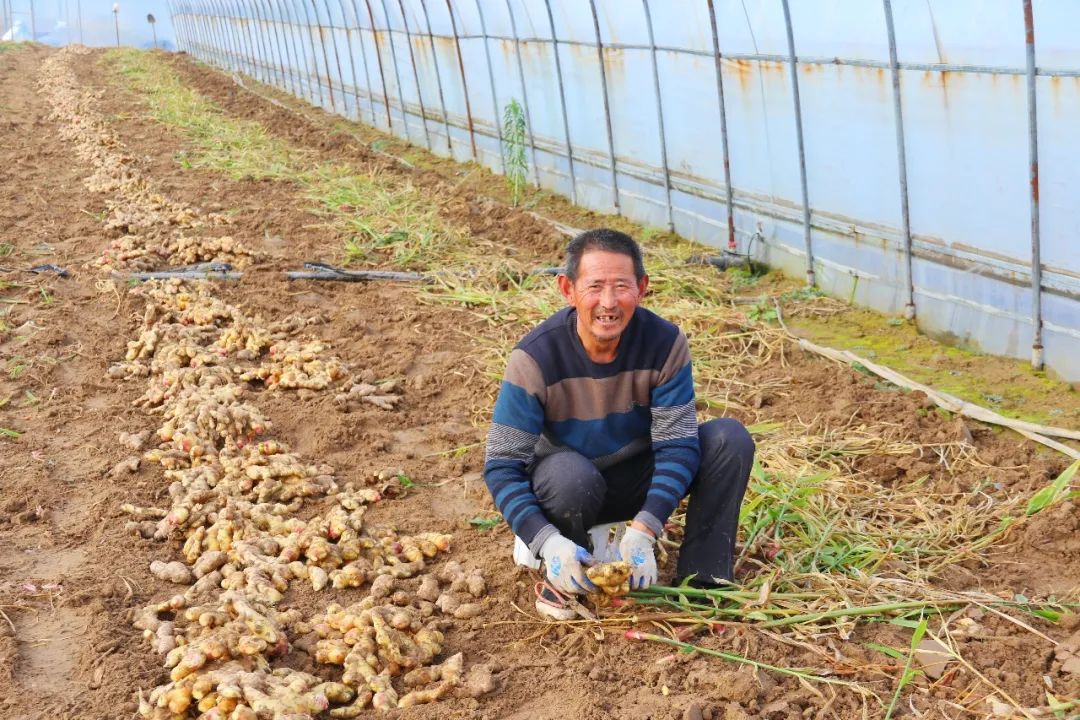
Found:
[0,427,21,439]
[1026,459,1079,516]
[502,99,528,206]
[469,514,501,531]
[884,616,929,720]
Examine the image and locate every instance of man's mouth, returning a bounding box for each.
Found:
[595,313,619,325]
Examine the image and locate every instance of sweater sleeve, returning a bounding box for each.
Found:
[635,332,701,535]
[482,349,559,554]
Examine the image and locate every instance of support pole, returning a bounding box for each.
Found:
[308,0,336,110]
[541,0,577,205]
[780,0,814,287]
[271,0,302,97]
[361,0,393,131]
[705,0,736,252]
[473,0,504,170]
[348,0,378,125]
[332,0,363,120]
[417,0,452,155]
[587,0,619,212]
[642,0,673,231]
[444,0,478,160]
[883,0,915,320]
[503,0,540,186]
[1023,0,1043,370]
[296,0,327,107]
[396,0,433,150]
[315,0,344,111]
[319,0,348,112]
[375,0,408,139]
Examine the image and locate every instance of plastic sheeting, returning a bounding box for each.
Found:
[168,0,1080,381]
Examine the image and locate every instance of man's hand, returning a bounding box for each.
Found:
[618,526,658,590]
[539,534,597,594]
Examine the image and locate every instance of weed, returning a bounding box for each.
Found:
[501,99,528,206]
[38,287,56,306]
[8,362,28,380]
[469,514,501,531]
[884,616,928,720]
[0,243,14,257]
[1026,459,1079,516]
[0,427,21,439]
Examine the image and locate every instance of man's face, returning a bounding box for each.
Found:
[558,250,649,351]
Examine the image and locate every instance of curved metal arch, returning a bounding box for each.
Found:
[541,0,577,204]
[295,0,328,107]
[360,0,394,131]
[240,0,272,84]
[588,0,619,212]
[207,0,238,71]
[328,0,361,120]
[394,0,432,150]
[270,0,303,97]
[473,0,504,171]
[416,0,452,155]
[346,0,379,125]
[248,0,284,89]
[502,0,540,186]
[226,0,257,78]
[642,0,673,231]
[443,0,477,160]
[309,0,340,111]
[375,0,408,139]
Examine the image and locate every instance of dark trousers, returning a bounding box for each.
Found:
[530,418,754,584]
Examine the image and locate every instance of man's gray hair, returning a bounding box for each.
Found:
[564,228,646,282]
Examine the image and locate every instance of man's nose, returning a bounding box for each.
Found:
[599,285,617,306]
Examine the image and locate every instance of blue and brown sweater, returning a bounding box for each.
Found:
[483,306,700,555]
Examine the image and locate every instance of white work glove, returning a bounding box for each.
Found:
[587,523,626,563]
[618,527,658,590]
[539,534,597,595]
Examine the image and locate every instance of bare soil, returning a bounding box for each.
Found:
[0,45,1077,720]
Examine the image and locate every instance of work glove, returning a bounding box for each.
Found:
[587,523,626,563]
[618,527,658,590]
[539,534,597,595]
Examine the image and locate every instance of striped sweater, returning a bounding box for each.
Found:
[483,306,700,555]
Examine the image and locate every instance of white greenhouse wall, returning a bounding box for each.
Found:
[166,0,1080,380]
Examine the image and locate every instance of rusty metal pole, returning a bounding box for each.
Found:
[780,0,814,287]
[271,0,302,97]
[231,0,258,79]
[205,0,230,69]
[252,0,285,89]
[246,0,274,84]
[198,0,217,64]
[284,0,317,104]
[309,0,338,110]
[213,0,238,70]
[444,0,478,160]
[320,0,348,113]
[541,0,577,205]
[473,0,504,170]
[361,0,394,131]
[705,0,736,252]
[242,0,268,81]
[348,0,379,125]
[882,0,915,320]
[642,0,673,230]
[417,0,453,155]
[376,0,409,140]
[331,0,362,120]
[587,0,619,212]
[186,1,204,60]
[1023,0,1043,370]
[395,0,433,150]
[503,0,539,186]
[295,0,326,107]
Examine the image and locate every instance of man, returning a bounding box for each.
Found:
[482,228,755,620]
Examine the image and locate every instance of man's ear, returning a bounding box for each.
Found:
[557,274,575,304]
[637,274,649,297]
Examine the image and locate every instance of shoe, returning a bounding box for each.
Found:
[534,582,579,621]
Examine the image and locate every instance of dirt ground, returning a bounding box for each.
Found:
[1,44,1078,720]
